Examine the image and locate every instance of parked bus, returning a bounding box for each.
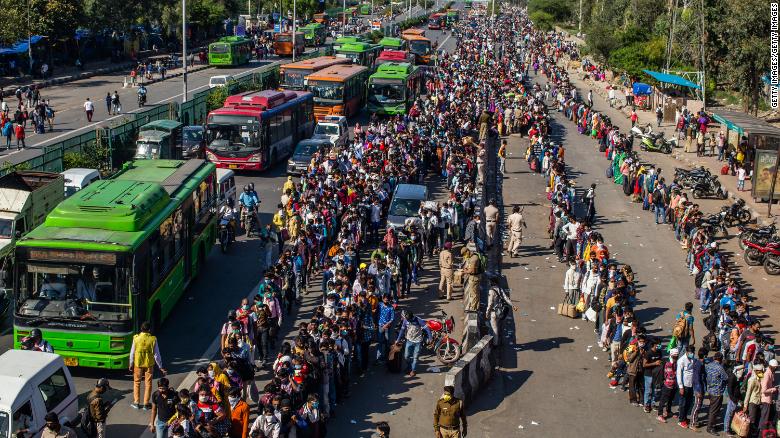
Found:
[333,36,366,51]
[401,28,426,38]
[300,23,327,46]
[305,64,370,119]
[359,3,372,14]
[208,36,253,66]
[446,9,460,24]
[378,37,407,50]
[403,35,433,65]
[280,56,351,90]
[273,32,305,57]
[13,159,218,369]
[374,50,415,68]
[205,90,314,171]
[335,41,383,68]
[428,13,445,29]
[313,12,330,24]
[366,62,423,115]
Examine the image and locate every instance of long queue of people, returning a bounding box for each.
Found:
[140,12,543,438]
[513,18,780,437]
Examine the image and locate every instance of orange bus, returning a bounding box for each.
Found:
[428,13,444,29]
[279,56,351,90]
[274,32,305,57]
[403,35,433,65]
[313,12,329,24]
[305,64,370,119]
[401,28,426,38]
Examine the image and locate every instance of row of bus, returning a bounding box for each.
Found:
[428,9,460,30]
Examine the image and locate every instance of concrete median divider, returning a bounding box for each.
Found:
[444,335,496,406]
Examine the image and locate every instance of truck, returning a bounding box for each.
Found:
[135,119,184,160]
[312,116,349,148]
[0,171,64,264]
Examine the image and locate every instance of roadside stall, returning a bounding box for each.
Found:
[709,110,780,202]
[642,69,702,124]
[631,82,653,111]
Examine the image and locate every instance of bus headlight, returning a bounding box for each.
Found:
[248,153,262,162]
[206,151,217,161]
[110,338,125,349]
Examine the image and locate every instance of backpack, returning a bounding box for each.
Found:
[79,406,97,437]
[694,271,706,288]
[702,313,718,332]
[652,188,663,205]
[672,314,690,339]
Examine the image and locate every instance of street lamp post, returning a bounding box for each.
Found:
[292,0,296,62]
[182,0,188,102]
[343,0,346,35]
[27,0,33,76]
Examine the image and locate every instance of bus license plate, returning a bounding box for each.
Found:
[228,165,239,169]
[64,357,78,366]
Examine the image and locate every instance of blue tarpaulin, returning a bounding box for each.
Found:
[632,82,653,96]
[0,35,43,56]
[642,69,701,89]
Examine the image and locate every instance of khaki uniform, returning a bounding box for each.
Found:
[434,397,467,438]
[463,254,481,312]
[506,212,526,255]
[438,249,454,299]
[484,204,499,246]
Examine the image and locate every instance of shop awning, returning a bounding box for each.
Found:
[0,35,44,56]
[710,110,780,137]
[632,82,653,96]
[642,69,701,89]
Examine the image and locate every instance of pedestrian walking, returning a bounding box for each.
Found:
[84,98,94,122]
[87,378,111,438]
[150,378,177,438]
[506,205,526,257]
[105,93,112,115]
[2,119,12,149]
[486,274,515,346]
[498,139,507,174]
[433,386,467,438]
[484,199,499,247]
[655,105,663,127]
[111,91,121,114]
[129,321,167,410]
[14,122,25,150]
[395,310,431,378]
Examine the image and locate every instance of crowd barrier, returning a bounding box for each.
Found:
[444,335,497,406]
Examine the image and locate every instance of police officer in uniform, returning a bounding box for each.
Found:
[506,205,527,257]
[434,385,467,438]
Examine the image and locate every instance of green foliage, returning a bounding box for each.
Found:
[207,87,229,112]
[62,141,109,172]
[584,24,617,62]
[722,0,769,115]
[0,0,83,45]
[528,0,572,23]
[529,11,554,31]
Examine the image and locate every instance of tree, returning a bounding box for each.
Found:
[0,0,82,45]
[723,0,769,114]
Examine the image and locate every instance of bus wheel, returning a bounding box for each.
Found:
[150,302,162,334]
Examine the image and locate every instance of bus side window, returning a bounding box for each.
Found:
[149,231,162,285]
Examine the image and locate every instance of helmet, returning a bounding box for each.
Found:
[248,183,255,191]
[30,328,42,339]
[401,310,413,321]
[243,185,250,193]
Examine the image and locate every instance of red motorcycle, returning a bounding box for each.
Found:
[742,237,780,275]
[426,311,462,364]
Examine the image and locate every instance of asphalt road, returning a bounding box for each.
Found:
[0,12,457,438]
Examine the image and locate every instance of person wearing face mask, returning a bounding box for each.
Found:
[676,345,697,429]
[41,412,76,438]
[228,387,249,438]
[150,378,176,438]
[249,405,280,438]
[293,394,322,438]
[433,386,467,438]
[193,388,229,438]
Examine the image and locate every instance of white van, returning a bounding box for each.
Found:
[216,168,236,206]
[0,350,79,436]
[61,168,100,198]
[209,75,235,88]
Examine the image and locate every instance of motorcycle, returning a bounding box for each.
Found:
[241,207,259,237]
[738,224,777,250]
[218,219,235,253]
[137,92,147,107]
[691,176,727,200]
[723,199,752,227]
[675,166,711,189]
[742,237,780,270]
[764,249,780,275]
[700,210,728,238]
[425,311,461,364]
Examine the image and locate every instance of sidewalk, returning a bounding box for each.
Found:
[557,44,776,224]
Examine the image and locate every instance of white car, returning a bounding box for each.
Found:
[209,75,234,88]
[312,116,349,148]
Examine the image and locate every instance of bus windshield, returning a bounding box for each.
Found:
[211,44,229,53]
[135,141,162,159]
[307,81,344,102]
[369,82,405,103]
[0,219,13,238]
[207,124,261,152]
[15,261,130,321]
[283,70,308,89]
[409,40,431,55]
[276,35,292,42]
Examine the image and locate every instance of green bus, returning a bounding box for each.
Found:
[208,36,253,66]
[333,36,366,51]
[335,42,383,69]
[301,23,327,46]
[446,9,459,24]
[366,62,423,115]
[359,3,371,14]
[378,37,407,50]
[13,159,218,369]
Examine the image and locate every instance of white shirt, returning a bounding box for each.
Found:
[83,100,94,112]
[563,266,581,291]
[736,168,746,181]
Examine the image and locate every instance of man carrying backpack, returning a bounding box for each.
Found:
[86,378,111,438]
[486,274,516,346]
[652,180,667,224]
[673,302,696,353]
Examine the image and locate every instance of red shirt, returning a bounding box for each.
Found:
[14,124,24,139]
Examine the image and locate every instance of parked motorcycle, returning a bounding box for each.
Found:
[425,311,462,364]
[723,199,752,227]
[699,210,728,238]
[675,166,712,189]
[691,176,727,200]
[737,224,777,250]
[764,250,780,275]
[743,237,780,270]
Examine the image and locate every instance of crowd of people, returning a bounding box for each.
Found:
[514,19,780,437]
[0,85,54,149]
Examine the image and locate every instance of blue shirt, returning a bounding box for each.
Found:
[612,323,623,342]
[704,360,728,395]
[239,192,258,208]
[692,359,705,393]
[378,303,395,327]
